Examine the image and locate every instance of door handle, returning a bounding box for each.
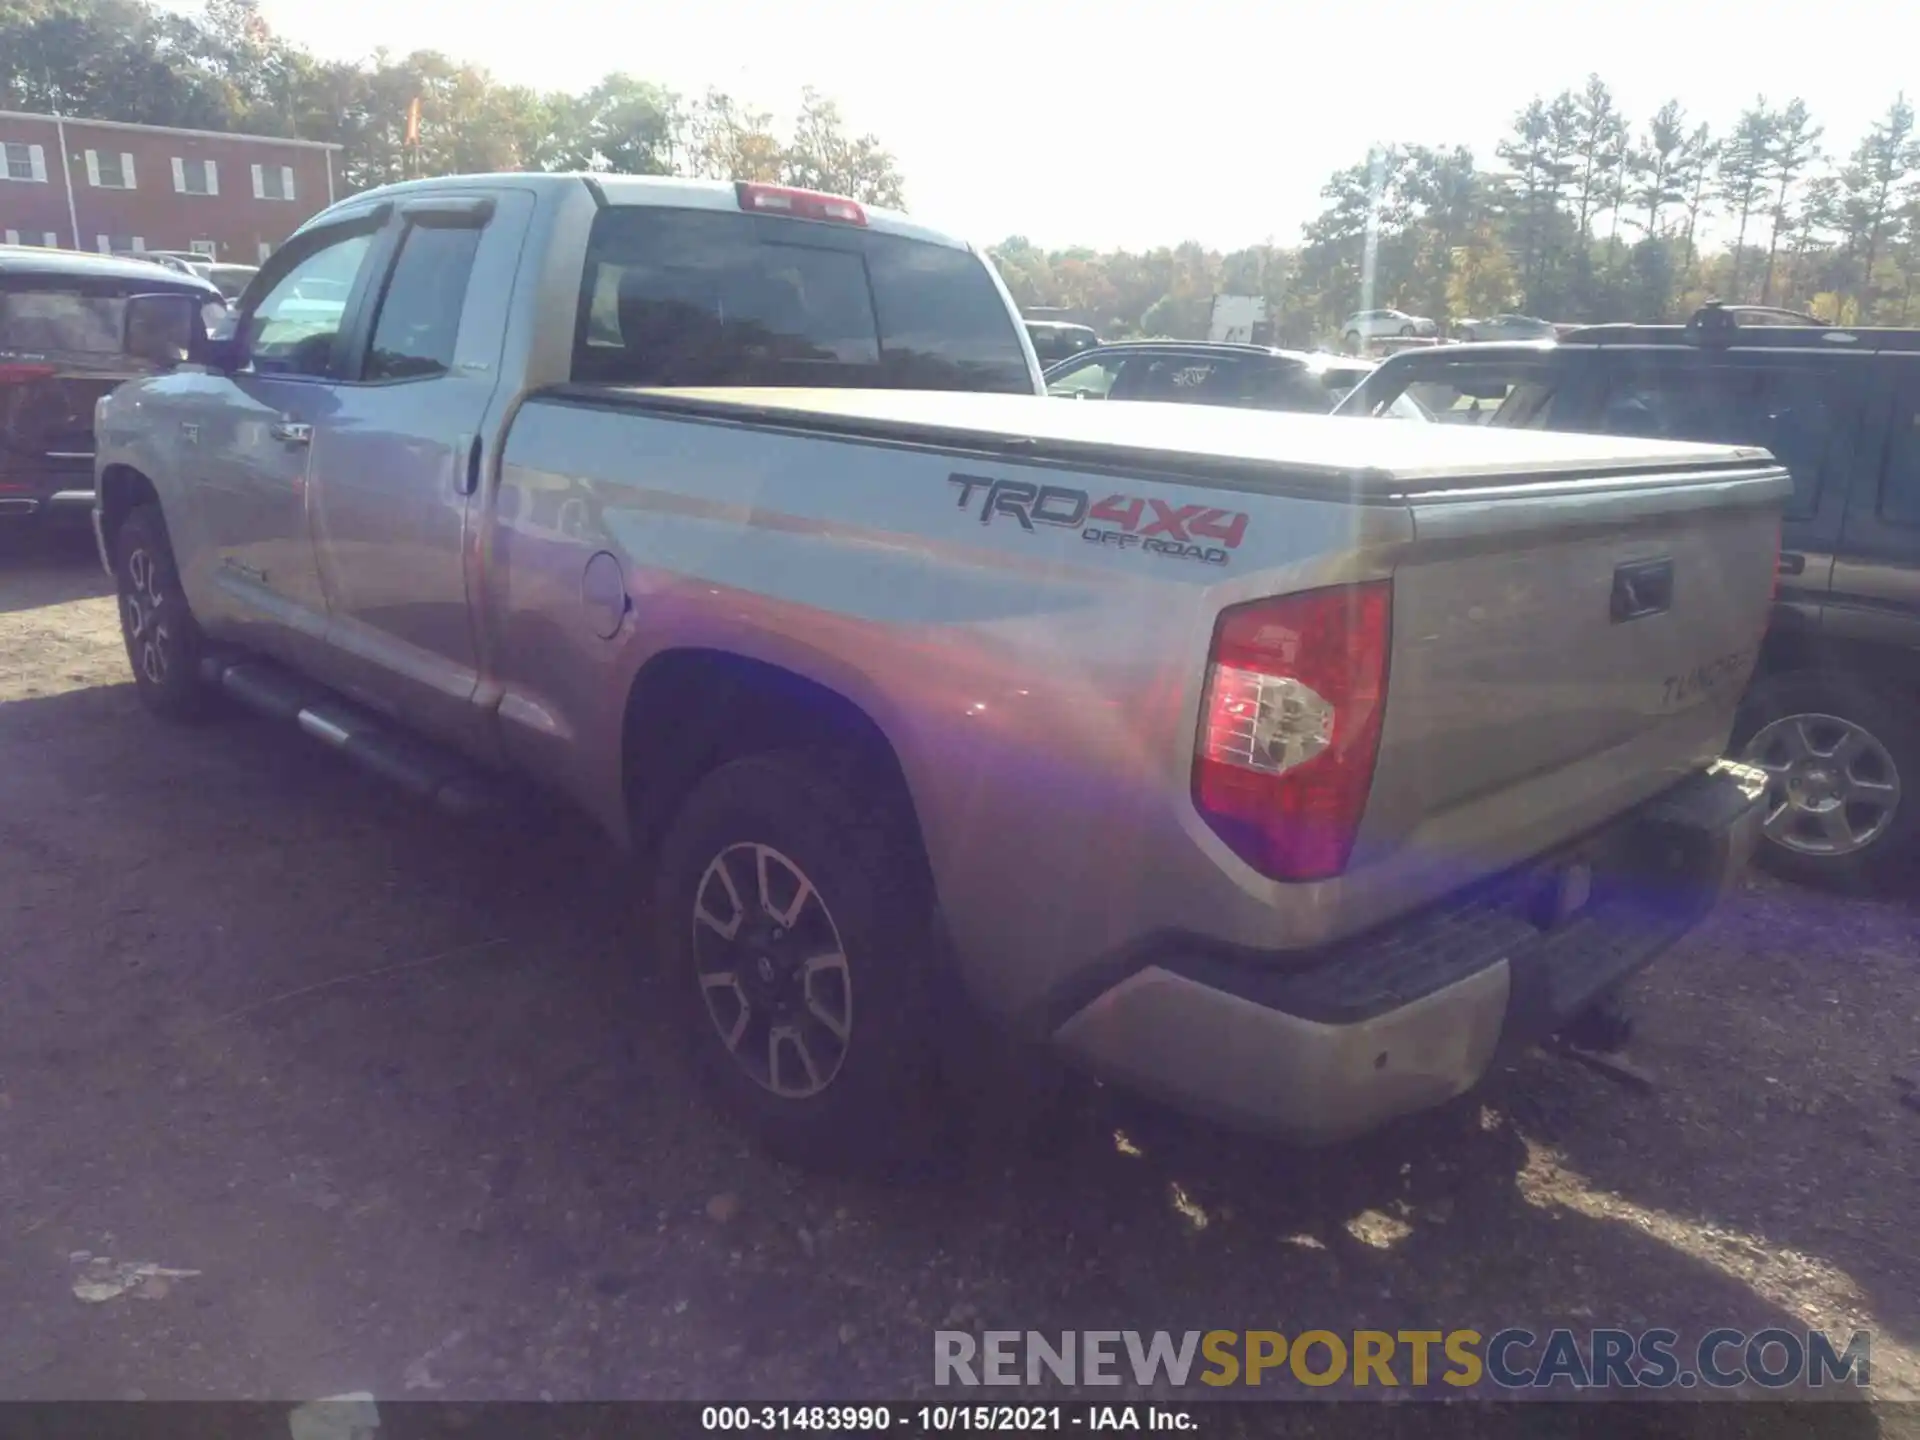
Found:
[458,433,482,496]
[270,419,312,446]
[1778,551,1807,577]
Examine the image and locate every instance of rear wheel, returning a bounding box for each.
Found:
[652,751,940,1172]
[113,503,213,721]
[1736,671,1919,888]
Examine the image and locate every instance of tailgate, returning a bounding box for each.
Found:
[1352,460,1787,897]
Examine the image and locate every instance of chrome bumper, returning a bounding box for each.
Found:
[1053,760,1768,1142]
[0,490,93,518]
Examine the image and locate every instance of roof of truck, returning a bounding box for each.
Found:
[313,172,971,250]
[598,387,1784,496]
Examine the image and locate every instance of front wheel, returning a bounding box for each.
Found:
[1343,330,1362,353]
[1736,671,1919,889]
[1398,323,1416,336]
[652,751,940,1171]
[113,503,213,721]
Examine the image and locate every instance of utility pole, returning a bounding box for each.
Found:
[46,74,83,249]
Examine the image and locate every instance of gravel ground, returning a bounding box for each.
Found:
[2,528,1917,1432]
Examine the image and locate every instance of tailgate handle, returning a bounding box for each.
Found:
[1611,558,1674,623]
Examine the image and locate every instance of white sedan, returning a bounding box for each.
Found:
[1340,308,1437,349]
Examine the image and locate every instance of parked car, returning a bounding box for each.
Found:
[1340,308,1438,349]
[1043,340,1428,417]
[114,250,211,280]
[95,173,1780,1169]
[203,263,259,301]
[1337,302,1920,886]
[1,246,222,530]
[1025,319,1099,367]
[1454,313,1557,342]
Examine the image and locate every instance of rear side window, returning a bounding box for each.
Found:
[0,288,125,353]
[1118,355,1250,405]
[572,207,1031,393]
[364,224,482,381]
[1046,354,1128,399]
[1248,363,1348,413]
[1598,365,1836,519]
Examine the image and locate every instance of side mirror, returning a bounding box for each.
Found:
[122,293,203,369]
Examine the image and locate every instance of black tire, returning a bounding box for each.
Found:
[1343,330,1362,353]
[652,750,941,1172]
[112,503,213,721]
[1398,323,1416,336]
[1733,670,1920,889]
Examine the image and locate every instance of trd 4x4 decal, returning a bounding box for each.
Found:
[946,473,1247,566]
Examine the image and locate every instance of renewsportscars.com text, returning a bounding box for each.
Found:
[933,1328,1872,1391]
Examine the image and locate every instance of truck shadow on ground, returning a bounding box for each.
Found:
[0,679,1901,1431]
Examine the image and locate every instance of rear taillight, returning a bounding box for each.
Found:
[1193,582,1392,882]
[736,181,867,226]
[0,363,57,385]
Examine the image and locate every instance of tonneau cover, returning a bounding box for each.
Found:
[586,385,1782,498]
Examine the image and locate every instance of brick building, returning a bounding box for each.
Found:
[0,110,340,263]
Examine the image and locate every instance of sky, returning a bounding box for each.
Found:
[208,0,1910,254]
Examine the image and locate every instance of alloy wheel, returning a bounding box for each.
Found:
[121,548,173,686]
[690,841,853,1099]
[1745,711,1902,857]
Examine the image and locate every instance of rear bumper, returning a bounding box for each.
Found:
[0,465,95,522]
[1051,759,1767,1142]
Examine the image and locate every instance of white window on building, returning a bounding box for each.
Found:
[3,141,49,182]
[258,240,275,263]
[96,234,145,254]
[84,150,137,189]
[190,239,218,258]
[251,163,296,201]
[171,157,220,196]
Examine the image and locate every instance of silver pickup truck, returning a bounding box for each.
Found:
[94,173,1783,1168]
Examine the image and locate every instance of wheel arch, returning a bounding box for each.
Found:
[618,647,937,895]
[97,464,162,556]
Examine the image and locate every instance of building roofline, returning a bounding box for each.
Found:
[0,109,343,151]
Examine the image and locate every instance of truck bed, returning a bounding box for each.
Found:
[495,388,1787,1021]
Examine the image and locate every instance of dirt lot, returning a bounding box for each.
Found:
[2,530,1917,1428]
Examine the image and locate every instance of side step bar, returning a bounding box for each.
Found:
[200,654,513,819]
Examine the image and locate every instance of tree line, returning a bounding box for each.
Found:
[993,81,1920,343]
[0,0,906,203]
[9,8,1917,342]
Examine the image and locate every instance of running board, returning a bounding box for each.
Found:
[200,654,513,819]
